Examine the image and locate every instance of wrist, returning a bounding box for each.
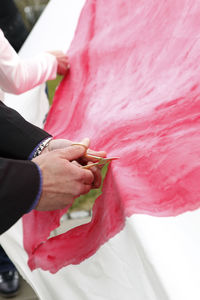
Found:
[33,137,53,158]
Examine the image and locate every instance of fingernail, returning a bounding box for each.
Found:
[81,137,90,147]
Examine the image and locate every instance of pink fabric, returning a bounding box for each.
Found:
[23,0,200,273]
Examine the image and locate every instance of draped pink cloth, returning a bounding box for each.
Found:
[23,0,200,273]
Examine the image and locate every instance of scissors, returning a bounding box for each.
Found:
[71,143,119,169]
[81,154,119,169]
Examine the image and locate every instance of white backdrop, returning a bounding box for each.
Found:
[1,1,200,299]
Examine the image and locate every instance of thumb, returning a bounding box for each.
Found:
[80,137,90,148]
[58,145,87,161]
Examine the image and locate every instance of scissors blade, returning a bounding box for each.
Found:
[85,154,119,162]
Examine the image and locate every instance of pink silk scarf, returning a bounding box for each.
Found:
[23,0,200,273]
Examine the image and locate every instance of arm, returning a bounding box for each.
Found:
[0,102,98,234]
[0,146,95,235]
[0,157,40,234]
[0,29,58,94]
[0,100,50,234]
[0,101,51,159]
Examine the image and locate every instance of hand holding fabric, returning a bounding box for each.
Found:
[48,50,70,76]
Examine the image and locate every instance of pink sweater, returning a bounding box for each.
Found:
[0,29,57,100]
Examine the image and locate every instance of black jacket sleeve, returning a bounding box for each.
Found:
[0,101,52,234]
[0,101,51,159]
[0,158,40,234]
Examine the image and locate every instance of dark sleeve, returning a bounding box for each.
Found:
[0,101,51,159]
[0,157,40,234]
[0,101,52,234]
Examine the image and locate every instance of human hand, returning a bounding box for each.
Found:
[42,138,106,189]
[43,138,106,158]
[74,143,106,189]
[42,138,73,153]
[32,145,95,211]
[48,50,70,76]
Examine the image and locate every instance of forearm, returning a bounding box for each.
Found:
[0,101,54,234]
[0,29,57,94]
[0,101,51,159]
[0,157,40,234]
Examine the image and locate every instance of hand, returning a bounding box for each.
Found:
[42,138,73,153]
[42,138,106,189]
[43,138,106,159]
[48,50,70,76]
[32,145,94,211]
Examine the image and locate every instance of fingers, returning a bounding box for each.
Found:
[82,184,92,195]
[79,151,106,168]
[89,165,102,188]
[48,50,70,76]
[80,137,90,148]
[57,62,70,76]
[48,139,73,151]
[87,149,107,159]
[43,139,104,193]
[71,160,81,167]
[64,144,103,189]
[82,168,94,185]
[73,183,93,197]
[47,137,90,153]
[57,54,70,76]
[71,160,94,185]
[79,163,102,188]
[58,144,87,161]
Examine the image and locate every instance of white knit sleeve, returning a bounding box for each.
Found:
[0,29,57,95]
